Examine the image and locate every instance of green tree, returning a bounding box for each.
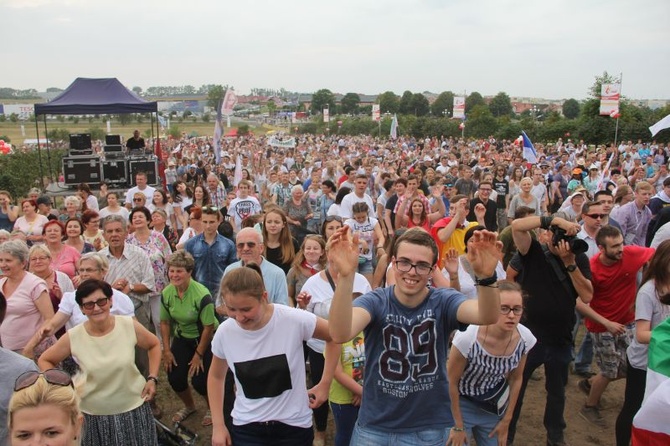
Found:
[9,113,18,123]
[118,114,132,125]
[399,91,414,115]
[466,105,498,138]
[489,92,513,117]
[207,85,229,109]
[465,92,486,114]
[588,71,620,99]
[132,86,143,95]
[202,113,211,123]
[46,128,71,141]
[340,93,361,115]
[311,89,336,114]
[168,126,182,139]
[0,149,66,198]
[562,99,581,119]
[237,124,250,136]
[430,91,455,117]
[409,93,430,116]
[377,91,400,114]
[87,127,106,141]
[0,135,10,143]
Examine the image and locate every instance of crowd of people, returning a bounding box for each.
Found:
[0,132,670,445]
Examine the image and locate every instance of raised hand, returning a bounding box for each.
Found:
[326,226,360,277]
[465,229,500,278]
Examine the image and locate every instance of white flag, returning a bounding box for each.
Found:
[222,89,237,116]
[650,114,670,137]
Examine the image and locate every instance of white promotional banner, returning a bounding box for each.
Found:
[453,96,465,119]
[323,108,330,123]
[222,89,238,116]
[599,83,621,116]
[268,136,296,148]
[372,104,380,122]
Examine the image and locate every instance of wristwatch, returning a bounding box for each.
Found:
[566,264,577,273]
[147,376,158,385]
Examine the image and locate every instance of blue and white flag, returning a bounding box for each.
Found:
[390,114,398,140]
[521,131,538,164]
[157,114,167,128]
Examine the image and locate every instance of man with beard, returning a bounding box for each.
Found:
[575,225,654,427]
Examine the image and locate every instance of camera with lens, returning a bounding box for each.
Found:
[550,226,588,255]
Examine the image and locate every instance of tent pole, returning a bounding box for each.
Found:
[35,116,44,189]
[44,115,54,184]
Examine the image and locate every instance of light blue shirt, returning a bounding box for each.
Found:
[220,257,289,307]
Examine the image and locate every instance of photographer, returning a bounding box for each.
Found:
[506,214,594,446]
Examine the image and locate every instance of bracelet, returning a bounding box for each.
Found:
[475,273,498,287]
[449,275,459,281]
[451,426,466,432]
[195,350,203,358]
[540,215,554,230]
[147,376,159,385]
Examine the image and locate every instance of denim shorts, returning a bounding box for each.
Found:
[357,258,374,274]
[351,422,448,446]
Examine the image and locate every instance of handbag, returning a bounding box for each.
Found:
[463,378,510,417]
[155,419,198,446]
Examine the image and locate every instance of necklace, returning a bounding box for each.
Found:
[483,325,515,356]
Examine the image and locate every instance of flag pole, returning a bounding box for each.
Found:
[614,72,623,147]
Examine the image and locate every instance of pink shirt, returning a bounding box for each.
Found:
[51,245,81,280]
[0,273,48,351]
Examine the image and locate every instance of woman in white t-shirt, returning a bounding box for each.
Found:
[343,202,384,286]
[447,281,536,446]
[208,264,331,446]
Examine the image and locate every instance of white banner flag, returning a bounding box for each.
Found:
[599,83,621,116]
[222,89,238,116]
[453,96,465,119]
[323,108,330,123]
[372,104,380,122]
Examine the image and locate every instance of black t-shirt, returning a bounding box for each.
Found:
[518,240,591,346]
[385,194,400,230]
[467,198,497,231]
[492,178,509,208]
[126,137,145,150]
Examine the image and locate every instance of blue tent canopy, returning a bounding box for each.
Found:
[34,77,157,115]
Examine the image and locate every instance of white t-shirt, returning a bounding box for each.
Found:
[228,196,262,229]
[98,206,130,221]
[124,185,156,207]
[339,192,376,219]
[211,305,316,427]
[344,217,379,261]
[85,195,99,212]
[58,289,135,330]
[301,272,371,353]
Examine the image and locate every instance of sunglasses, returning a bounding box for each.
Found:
[325,216,343,223]
[237,241,257,249]
[15,369,72,392]
[585,213,607,220]
[80,296,111,310]
[202,206,219,213]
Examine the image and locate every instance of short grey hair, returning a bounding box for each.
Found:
[0,239,30,263]
[28,244,51,259]
[64,195,81,208]
[101,214,128,231]
[79,252,109,272]
[291,185,303,195]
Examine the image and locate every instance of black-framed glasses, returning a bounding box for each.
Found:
[237,241,257,249]
[80,297,111,310]
[394,259,434,276]
[585,213,607,220]
[15,369,73,392]
[501,305,524,316]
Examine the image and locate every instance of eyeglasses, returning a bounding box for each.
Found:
[585,213,607,220]
[479,188,492,192]
[325,216,343,223]
[80,297,111,310]
[133,198,144,202]
[500,305,524,316]
[30,256,50,262]
[78,267,100,274]
[237,241,257,249]
[202,206,219,214]
[15,369,73,392]
[394,259,434,276]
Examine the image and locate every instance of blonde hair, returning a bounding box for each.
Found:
[29,243,52,260]
[291,235,326,270]
[8,376,82,442]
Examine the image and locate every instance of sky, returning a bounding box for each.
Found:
[3,0,669,101]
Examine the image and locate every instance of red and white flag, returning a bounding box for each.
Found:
[610,109,621,119]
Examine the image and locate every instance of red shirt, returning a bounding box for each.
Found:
[586,245,654,333]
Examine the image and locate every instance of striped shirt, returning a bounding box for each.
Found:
[453,324,536,397]
[101,244,155,303]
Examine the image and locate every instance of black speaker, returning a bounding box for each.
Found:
[62,156,101,186]
[102,159,129,186]
[105,134,121,145]
[129,158,159,186]
[69,133,92,150]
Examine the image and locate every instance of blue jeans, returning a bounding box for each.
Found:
[330,403,359,446]
[448,397,501,446]
[507,342,571,445]
[231,421,313,446]
[351,422,448,446]
[571,311,593,374]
